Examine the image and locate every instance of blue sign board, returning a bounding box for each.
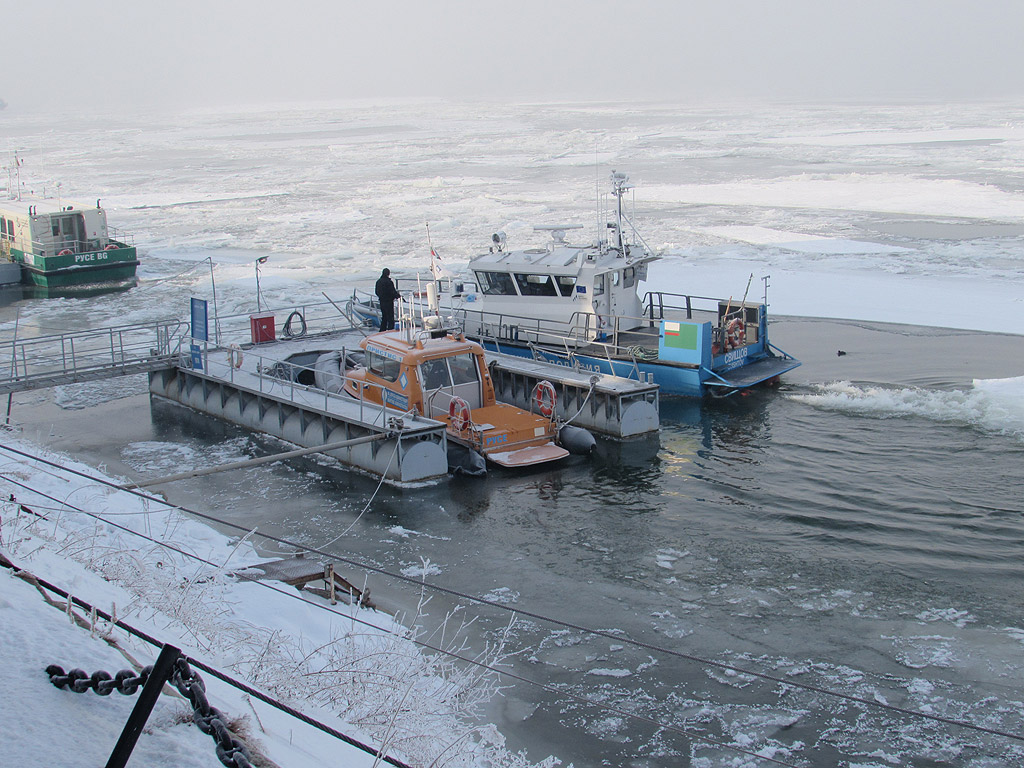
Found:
[191,298,208,341]
[190,343,203,371]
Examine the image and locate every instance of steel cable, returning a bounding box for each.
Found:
[3,443,1022,747]
[2,474,803,766]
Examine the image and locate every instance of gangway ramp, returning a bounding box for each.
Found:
[0,320,187,395]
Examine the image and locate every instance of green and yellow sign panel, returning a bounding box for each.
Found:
[658,319,710,366]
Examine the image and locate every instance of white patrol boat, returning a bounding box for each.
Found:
[352,172,800,398]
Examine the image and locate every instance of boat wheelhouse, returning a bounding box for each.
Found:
[0,197,139,289]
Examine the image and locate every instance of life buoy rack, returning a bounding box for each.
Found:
[228,343,244,369]
[448,396,471,432]
[58,249,73,256]
[533,380,557,418]
[726,317,746,350]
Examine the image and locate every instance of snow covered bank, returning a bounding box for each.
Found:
[0,437,560,768]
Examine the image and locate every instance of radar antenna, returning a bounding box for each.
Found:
[533,224,583,244]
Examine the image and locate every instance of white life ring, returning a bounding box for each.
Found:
[58,249,73,256]
[726,317,746,350]
[448,396,471,432]
[533,380,557,418]
[228,343,244,369]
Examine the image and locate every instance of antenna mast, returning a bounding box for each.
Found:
[610,170,631,250]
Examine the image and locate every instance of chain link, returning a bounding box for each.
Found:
[46,664,150,696]
[171,658,252,768]
[46,660,253,768]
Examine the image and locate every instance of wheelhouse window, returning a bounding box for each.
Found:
[420,354,480,390]
[419,358,450,390]
[476,271,517,296]
[513,273,558,297]
[365,350,401,382]
[555,275,576,296]
[448,354,479,385]
[623,267,636,289]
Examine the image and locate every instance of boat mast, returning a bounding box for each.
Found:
[610,170,630,251]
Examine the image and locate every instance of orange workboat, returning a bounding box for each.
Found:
[326,324,593,473]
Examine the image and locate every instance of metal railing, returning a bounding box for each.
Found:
[336,288,760,381]
[189,342,422,431]
[14,234,136,257]
[0,319,188,394]
[642,290,738,322]
[206,297,366,347]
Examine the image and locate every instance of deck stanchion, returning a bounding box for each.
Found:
[105,643,181,768]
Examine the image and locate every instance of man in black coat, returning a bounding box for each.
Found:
[375,268,400,330]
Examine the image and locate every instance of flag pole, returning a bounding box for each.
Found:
[426,221,435,283]
[426,221,452,294]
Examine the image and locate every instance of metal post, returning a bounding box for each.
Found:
[208,257,221,345]
[8,308,19,380]
[105,643,181,768]
[254,256,268,314]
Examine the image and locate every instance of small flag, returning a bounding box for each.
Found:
[430,246,450,280]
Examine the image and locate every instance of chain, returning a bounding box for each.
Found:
[170,657,253,768]
[46,664,150,696]
[46,661,253,768]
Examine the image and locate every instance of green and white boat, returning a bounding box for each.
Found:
[0,197,139,290]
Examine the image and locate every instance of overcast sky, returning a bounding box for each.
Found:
[5,0,1024,112]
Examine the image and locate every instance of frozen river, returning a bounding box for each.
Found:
[2,99,1023,766]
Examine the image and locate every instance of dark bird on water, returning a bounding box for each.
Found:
[837,350,847,356]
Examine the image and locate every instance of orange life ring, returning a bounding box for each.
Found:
[58,249,73,256]
[448,396,471,432]
[726,317,746,350]
[533,380,557,418]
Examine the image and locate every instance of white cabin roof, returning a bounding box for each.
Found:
[469,241,656,275]
[0,196,102,217]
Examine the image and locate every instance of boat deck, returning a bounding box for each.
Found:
[576,326,662,359]
[487,351,660,439]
